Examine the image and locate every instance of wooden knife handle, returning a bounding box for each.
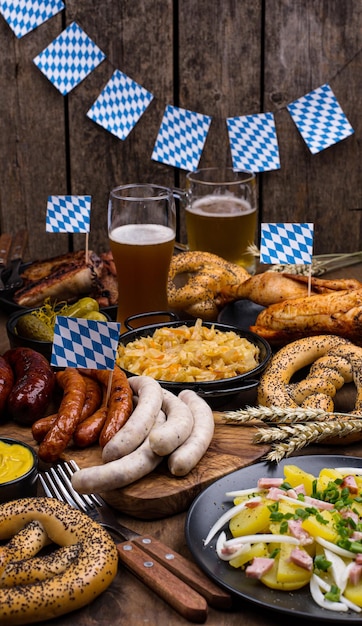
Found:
[0,234,12,266]
[133,536,232,609]
[9,229,28,260]
[117,541,208,623]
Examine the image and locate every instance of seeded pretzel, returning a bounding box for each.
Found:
[258,335,362,415]
[0,498,118,625]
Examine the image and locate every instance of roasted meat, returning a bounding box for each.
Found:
[14,250,103,307]
[250,289,362,345]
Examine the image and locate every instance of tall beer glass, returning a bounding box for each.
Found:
[185,168,257,273]
[108,184,176,331]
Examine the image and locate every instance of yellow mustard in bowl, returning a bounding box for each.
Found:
[0,440,34,484]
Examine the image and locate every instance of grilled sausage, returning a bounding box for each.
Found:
[38,369,87,462]
[4,348,55,426]
[0,356,14,418]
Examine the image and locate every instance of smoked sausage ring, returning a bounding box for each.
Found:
[0,497,118,625]
[257,335,362,441]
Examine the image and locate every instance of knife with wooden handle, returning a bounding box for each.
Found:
[8,228,28,261]
[0,233,12,288]
[117,541,208,623]
[132,535,232,609]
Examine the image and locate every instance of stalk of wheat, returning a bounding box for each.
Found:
[221,405,362,462]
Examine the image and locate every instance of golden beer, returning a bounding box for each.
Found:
[110,223,175,330]
[185,194,257,270]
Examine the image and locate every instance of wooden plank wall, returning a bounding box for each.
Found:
[0,0,361,263]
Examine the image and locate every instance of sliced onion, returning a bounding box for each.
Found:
[222,534,299,547]
[225,487,263,498]
[323,547,349,592]
[335,467,362,475]
[315,536,355,559]
[203,496,262,546]
[216,532,252,561]
[310,574,348,612]
[312,573,361,613]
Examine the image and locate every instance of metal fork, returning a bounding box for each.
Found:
[39,461,231,620]
[1,229,28,292]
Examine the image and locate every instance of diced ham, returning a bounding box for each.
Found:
[286,488,298,499]
[245,500,261,509]
[245,557,274,579]
[352,531,362,542]
[355,553,362,564]
[341,509,359,526]
[303,495,335,510]
[289,547,313,571]
[342,475,359,494]
[257,477,284,489]
[267,487,285,501]
[288,519,313,545]
[293,484,306,496]
[348,562,362,585]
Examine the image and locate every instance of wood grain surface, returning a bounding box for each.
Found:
[1,1,362,260]
[0,419,269,519]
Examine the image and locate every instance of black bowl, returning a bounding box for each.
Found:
[0,437,38,503]
[118,318,272,404]
[6,307,54,361]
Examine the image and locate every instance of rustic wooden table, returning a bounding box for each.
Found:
[1,263,362,626]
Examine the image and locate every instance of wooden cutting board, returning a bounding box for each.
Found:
[0,418,270,519]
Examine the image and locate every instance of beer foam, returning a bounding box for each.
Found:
[189,194,254,217]
[110,223,175,245]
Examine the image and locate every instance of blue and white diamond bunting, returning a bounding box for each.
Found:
[260,223,314,265]
[152,105,212,171]
[0,0,64,38]
[33,22,106,96]
[227,112,280,173]
[87,70,154,141]
[287,83,354,154]
[46,195,91,233]
[51,317,121,370]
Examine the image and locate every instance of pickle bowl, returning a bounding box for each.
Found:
[6,306,112,361]
[0,437,38,503]
[118,314,272,408]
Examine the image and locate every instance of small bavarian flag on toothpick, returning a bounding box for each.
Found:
[260,222,314,294]
[260,222,314,266]
[46,194,92,260]
[51,317,120,370]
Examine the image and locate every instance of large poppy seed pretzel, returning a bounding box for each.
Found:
[0,497,118,625]
[257,335,362,414]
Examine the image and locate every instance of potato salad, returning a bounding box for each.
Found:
[205,464,362,613]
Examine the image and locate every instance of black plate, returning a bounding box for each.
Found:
[217,299,265,330]
[185,454,362,622]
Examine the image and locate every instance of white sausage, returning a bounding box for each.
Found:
[72,410,166,493]
[102,375,163,462]
[168,390,215,476]
[148,388,194,456]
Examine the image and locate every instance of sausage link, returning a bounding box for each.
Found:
[73,388,108,448]
[31,375,102,443]
[102,376,163,462]
[38,369,87,462]
[31,413,57,443]
[0,356,14,418]
[4,348,55,425]
[99,366,133,447]
[79,367,134,448]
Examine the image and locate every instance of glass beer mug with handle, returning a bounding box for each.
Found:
[184,167,258,273]
[108,184,177,331]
